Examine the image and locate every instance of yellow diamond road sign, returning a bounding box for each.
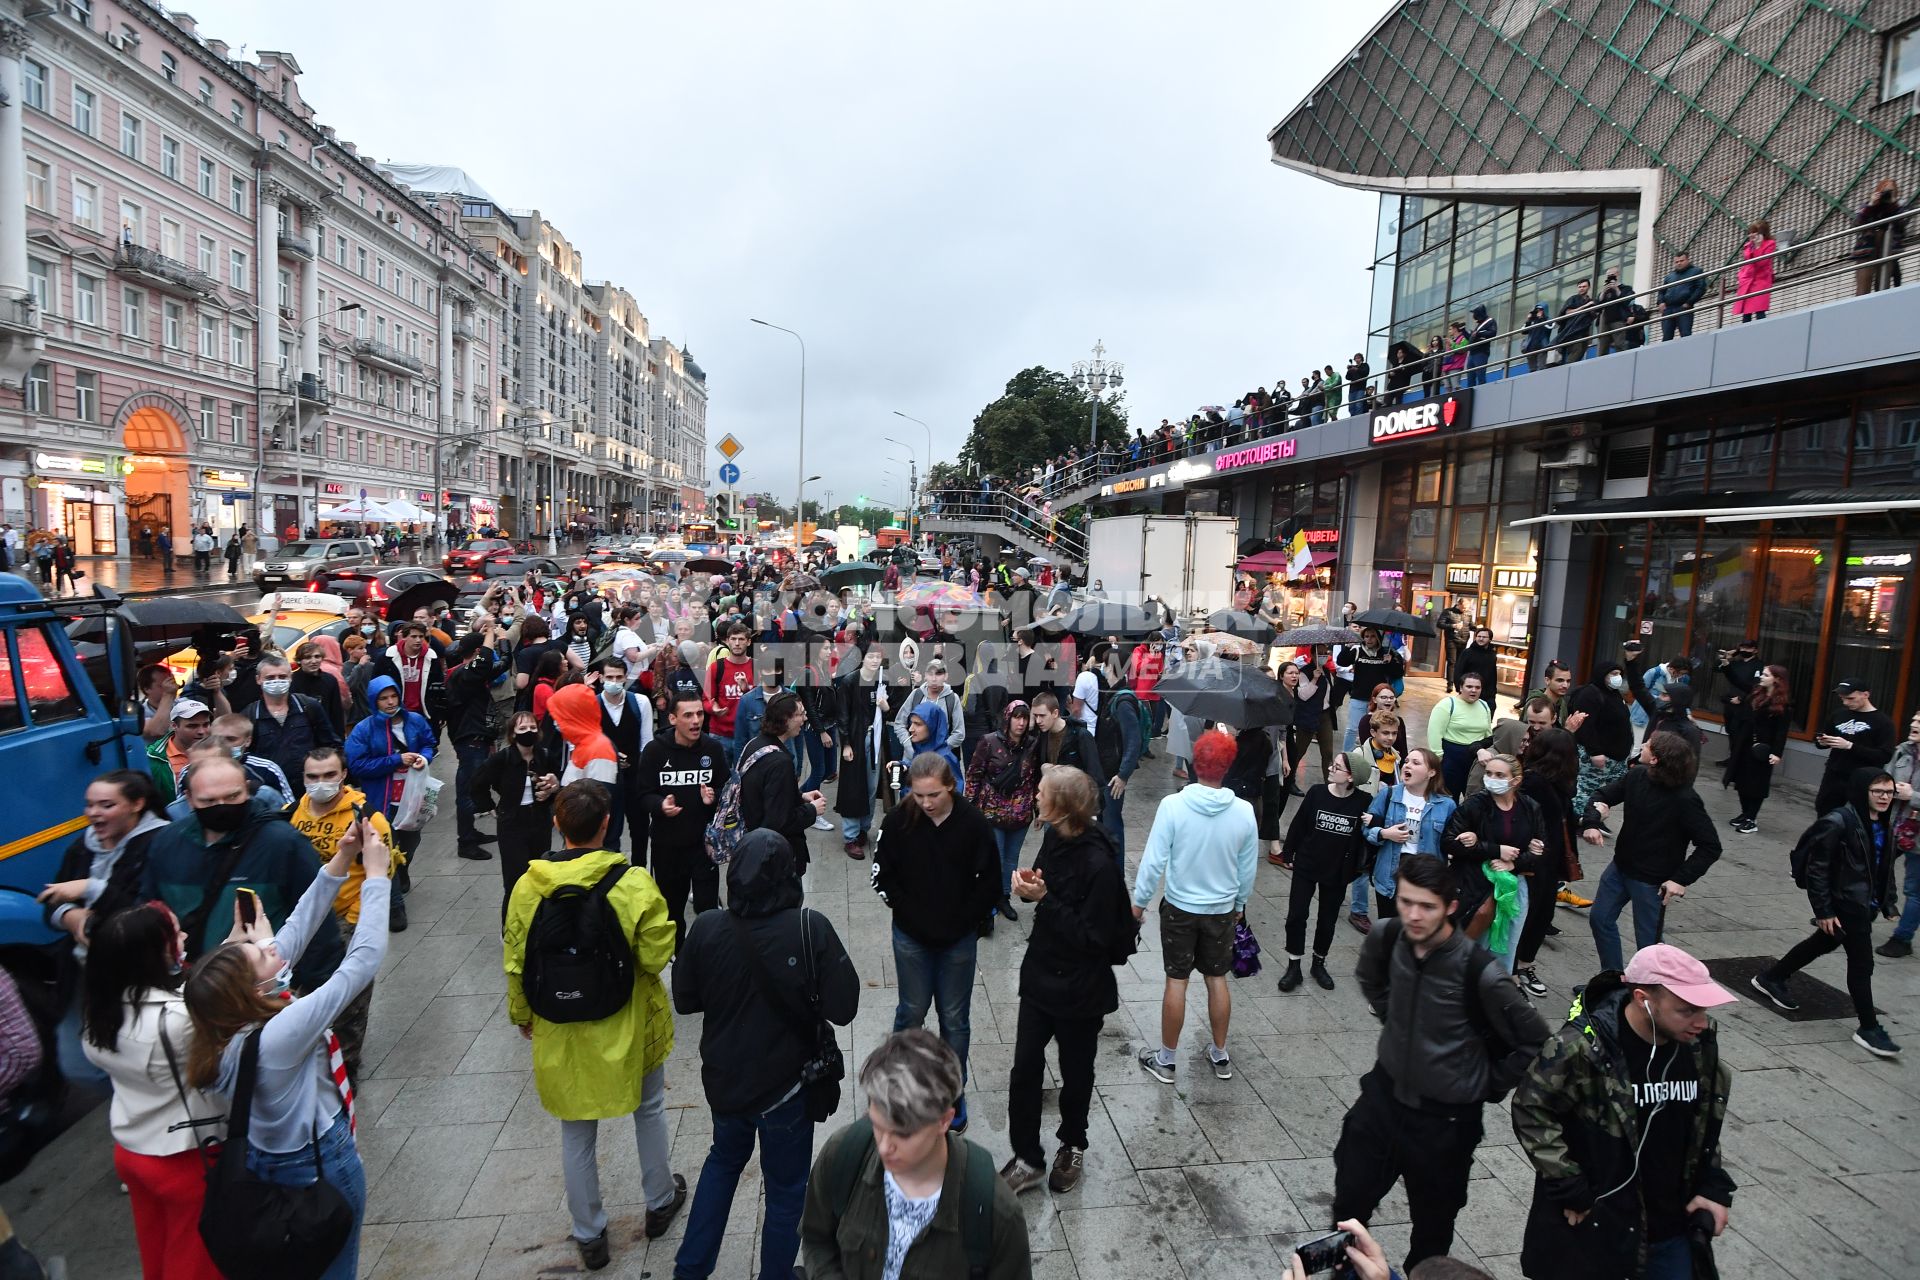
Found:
[716,434,744,461]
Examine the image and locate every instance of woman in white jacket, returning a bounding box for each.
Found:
[82,901,227,1280]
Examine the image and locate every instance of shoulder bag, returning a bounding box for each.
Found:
[728,909,844,1121]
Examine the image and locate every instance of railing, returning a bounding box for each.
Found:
[276,233,314,260]
[926,488,1089,561]
[112,244,219,298]
[455,319,475,342]
[349,337,426,375]
[1018,207,1918,497]
[1,296,38,329]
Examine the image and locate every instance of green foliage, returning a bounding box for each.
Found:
[960,367,1128,478]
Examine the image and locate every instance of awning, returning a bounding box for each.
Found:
[1509,487,1920,529]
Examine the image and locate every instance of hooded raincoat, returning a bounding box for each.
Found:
[343,675,437,819]
[549,682,618,785]
[906,698,966,793]
[503,845,676,1120]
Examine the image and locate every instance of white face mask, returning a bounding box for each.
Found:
[306,780,342,806]
[261,677,292,698]
[1484,776,1512,795]
[258,962,292,1000]
[1607,673,1626,690]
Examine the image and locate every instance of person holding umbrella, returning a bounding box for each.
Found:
[1334,628,1406,752]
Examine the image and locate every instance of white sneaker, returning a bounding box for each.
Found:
[812,815,835,831]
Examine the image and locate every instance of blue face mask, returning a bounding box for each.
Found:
[258,961,292,999]
[386,705,405,719]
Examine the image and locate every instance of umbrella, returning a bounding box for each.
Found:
[377,498,426,521]
[1027,555,1053,567]
[822,560,884,589]
[322,497,384,521]
[895,581,986,611]
[781,570,822,592]
[1206,609,1274,642]
[384,579,459,624]
[1212,634,1262,659]
[586,567,652,584]
[1352,607,1437,638]
[117,596,250,634]
[1032,600,1165,638]
[684,556,730,575]
[1275,624,1359,647]
[1155,663,1291,728]
[651,549,692,564]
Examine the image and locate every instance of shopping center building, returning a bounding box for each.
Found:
[1080,0,1920,778]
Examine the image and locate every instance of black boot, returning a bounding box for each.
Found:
[1311,956,1335,991]
[1277,959,1303,992]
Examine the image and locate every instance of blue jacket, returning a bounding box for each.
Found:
[1132,782,1258,915]
[732,683,789,755]
[905,698,966,793]
[1364,784,1458,897]
[345,675,438,817]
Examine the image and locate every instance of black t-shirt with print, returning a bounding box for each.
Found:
[1620,1016,1701,1240]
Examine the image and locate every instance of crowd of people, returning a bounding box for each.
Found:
[5,530,1915,1280]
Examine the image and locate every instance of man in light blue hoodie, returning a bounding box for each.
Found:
[1131,729,1259,1084]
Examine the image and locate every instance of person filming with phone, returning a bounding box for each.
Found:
[1511,943,1737,1280]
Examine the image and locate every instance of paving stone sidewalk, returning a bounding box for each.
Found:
[6,676,1916,1278]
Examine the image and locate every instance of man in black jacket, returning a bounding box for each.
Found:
[1596,271,1634,355]
[445,626,508,861]
[1557,279,1598,363]
[1713,639,1762,769]
[371,622,448,740]
[1569,661,1634,814]
[1333,853,1549,1273]
[1752,768,1902,1058]
[635,691,729,947]
[1812,680,1897,814]
[592,654,654,863]
[672,830,859,1280]
[739,692,825,877]
[1658,250,1707,340]
[1030,692,1104,791]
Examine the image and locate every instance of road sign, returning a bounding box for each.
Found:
[716,434,744,460]
[718,462,740,486]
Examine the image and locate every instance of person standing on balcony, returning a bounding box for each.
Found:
[1735,220,1775,322]
[1851,179,1908,294]
[1465,305,1498,386]
[1556,279,1597,363]
[1345,353,1370,415]
[1321,364,1343,422]
[1597,272,1635,355]
[1659,250,1708,339]
[1520,304,1553,370]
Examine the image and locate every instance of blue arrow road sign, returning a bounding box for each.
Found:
[718,462,740,486]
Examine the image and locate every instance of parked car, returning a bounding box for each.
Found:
[254,539,378,590]
[307,566,456,614]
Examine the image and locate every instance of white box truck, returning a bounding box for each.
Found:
[1085,514,1239,616]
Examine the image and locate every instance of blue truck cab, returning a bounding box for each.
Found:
[0,572,143,952]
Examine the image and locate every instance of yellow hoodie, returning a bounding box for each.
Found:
[289,785,399,924]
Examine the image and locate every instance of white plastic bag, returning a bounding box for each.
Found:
[392,767,442,832]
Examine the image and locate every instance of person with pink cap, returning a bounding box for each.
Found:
[1511,942,1737,1280]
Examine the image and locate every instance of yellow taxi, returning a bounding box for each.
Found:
[164,590,358,684]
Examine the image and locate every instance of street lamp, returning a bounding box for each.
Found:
[750,318,807,545]
[1070,339,1124,448]
[884,437,919,541]
[288,300,361,533]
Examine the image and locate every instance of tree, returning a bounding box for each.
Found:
[959,366,1129,480]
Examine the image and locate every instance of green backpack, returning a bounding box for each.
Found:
[825,1116,995,1278]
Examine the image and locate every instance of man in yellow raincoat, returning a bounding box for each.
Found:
[504,780,685,1272]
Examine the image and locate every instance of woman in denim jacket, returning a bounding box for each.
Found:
[1363,747,1456,919]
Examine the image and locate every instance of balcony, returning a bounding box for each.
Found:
[455,319,475,342]
[349,337,426,376]
[0,295,44,388]
[112,244,219,301]
[276,233,314,261]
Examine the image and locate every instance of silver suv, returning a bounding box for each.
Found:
[255,539,378,590]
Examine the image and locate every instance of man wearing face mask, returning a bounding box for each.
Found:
[245,652,339,803]
[345,676,437,923]
[140,755,345,990]
[1569,661,1635,815]
[290,747,402,1074]
[594,654,655,863]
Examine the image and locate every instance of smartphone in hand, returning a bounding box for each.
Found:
[236,887,261,929]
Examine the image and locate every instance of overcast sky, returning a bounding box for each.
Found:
[189,1,1384,511]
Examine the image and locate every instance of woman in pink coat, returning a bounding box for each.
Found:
[1735,218,1775,321]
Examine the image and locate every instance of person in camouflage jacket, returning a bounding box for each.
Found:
[1511,951,1736,1280]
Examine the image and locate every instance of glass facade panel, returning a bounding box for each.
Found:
[1690,534,1759,671]
[1850,405,1920,486]
[1775,410,1848,490]
[1375,195,1402,261]
[1455,448,1495,504]
[1594,527,1651,659]
[1754,537,1831,734]
[1653,427,1711,494]
[1831,536,1914,728]
[1709,418,1774,489]
[1643,527,1700,664]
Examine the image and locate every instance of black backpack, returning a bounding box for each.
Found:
[1378,917,1531,1102]
[1094,686,1139,777]
[522,861,635,1023]
[1788,810,1842,890]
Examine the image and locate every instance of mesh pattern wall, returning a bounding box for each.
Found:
[1273,0,1920,263]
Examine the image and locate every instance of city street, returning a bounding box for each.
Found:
[5,678,1915,1279]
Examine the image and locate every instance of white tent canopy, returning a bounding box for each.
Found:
[377,498,426,521]
[321,497,386,521]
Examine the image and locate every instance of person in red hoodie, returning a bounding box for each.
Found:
[705,620,755,765]
[1127,637,1167,751]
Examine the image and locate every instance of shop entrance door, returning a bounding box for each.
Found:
[1410,584,1449,674]
[66,502,94,555]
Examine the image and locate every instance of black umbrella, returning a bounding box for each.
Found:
[1155,663,1290,728]
[1032,600,1165,638]
[1207,609,1275,642]
[117,596,249,639]
[1275,624,1359,647]
[1352,607,1438,638]
[384,579,459,625]
[822,560,885,589]
[684,556,731,575]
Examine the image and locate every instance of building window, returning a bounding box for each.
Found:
[119,112,141,159]
[228,101,243,126]
[25,159,49,212]
[199,312,218,358]
[375,258,385,289]
[1886,23,1920,101]
[355,248,367,277]
[229,176,245,214]
[277,269,291,310]
[117,199,141,243]
[160,53,178,84]
[74,371,97,423]
[73,274,99,326]
[72,86,96,136]
[22,59,46,112]
[160,136,181,181]
[162,300,182,348]
[196,78,212,107]
[24,365,48,415]
[229,325,249,367]
[196,235,214,274]
[229,248,247,291]
[374,316,386,344]
[198,396,215,440]
[71,178,98,230]
[122,287,144,338]
[228,403,245,444]
[197,156,216,198]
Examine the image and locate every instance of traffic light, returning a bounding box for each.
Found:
[720,517,738,530]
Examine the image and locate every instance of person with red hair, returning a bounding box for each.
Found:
[1130,729,1259,1085]
[1728,664,1792,833]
